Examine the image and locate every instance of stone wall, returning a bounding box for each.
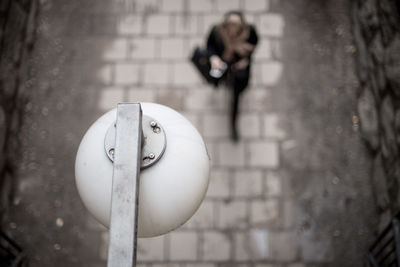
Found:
[352,0,400,227]
[0,0,38,222]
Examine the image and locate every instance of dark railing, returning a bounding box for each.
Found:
[368,213,400,267]
[0,231,26,267]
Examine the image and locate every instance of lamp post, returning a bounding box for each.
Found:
[75,103,210,267]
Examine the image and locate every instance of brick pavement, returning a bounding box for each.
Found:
[93,0,302,266]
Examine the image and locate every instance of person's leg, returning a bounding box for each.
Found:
[230,67,250,141]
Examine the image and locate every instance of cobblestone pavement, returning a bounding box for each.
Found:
[3,0,378,266]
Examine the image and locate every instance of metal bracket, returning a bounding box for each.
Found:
[104,115,167,169]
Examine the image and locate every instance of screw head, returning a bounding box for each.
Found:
[109,148,115,156]
[150,121,157,127]
[148,153,155,159]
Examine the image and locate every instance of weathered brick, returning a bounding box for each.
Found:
[131,38,156,59]
[254,38,272,60]
[161,0,184,12]
[265,171,281,197]
[98,87,124,111]
[233,169,263,197]
[146,15,171,35]
[206,169,230,198]
[114,63,139,85]
[263,113,286,139]
[172,62,202,85]
[238,113,260,138]
[218,200,247,228]
[103,38,128,60]
[160,38,186,59]
[169,231,198,260]
[137,236,165,261]
[244,0,269,12]
[251,199,279,226]
[248,141,279,168]
[258,14,284,37]
[117,15,142,35]
[189,0,214,12]
[203,113,230,138]
[126,88,156,103]
[174,15,200,36]
[217,141,246,167]
[143,62,170,85]
[185,200,215,228]
[202,231,231,261]
[215,0,240,12]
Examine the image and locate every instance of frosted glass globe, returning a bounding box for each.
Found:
[75,103,210,237]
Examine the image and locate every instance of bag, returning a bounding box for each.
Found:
[190,46,219,86]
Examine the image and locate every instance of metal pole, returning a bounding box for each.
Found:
[107,103,142,267]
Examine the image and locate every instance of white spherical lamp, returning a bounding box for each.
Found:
[75,103,210,238]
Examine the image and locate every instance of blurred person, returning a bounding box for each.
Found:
[206,11,258,142]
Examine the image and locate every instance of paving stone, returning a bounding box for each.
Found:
[206,169,230,198]
[234,229,270,260]
[137,236,165,261]
[268,231,298,261]
[186,264,216,267]
[265,171,281,197]
[248,141,279,168]
[238,113,261,138]
[242,88,271,112]
[258,62,283,86]
[244,0,269,12]
[179,112,202,132]
[203,113,230,138]
[152,264,180,267]
[233,169,263,197]
[126,88,156,103]
[218,200,247,228]
[263,113,286,139]
[189,0,214,12]
[172,62,202,85]
[146,15,171,35]
[98,87,124,111]
[160,38,186,59]
[117,15,142,35]
[131,38,156,59]
[254,38,272,60]
[202,14,222,35]
[114,63,139,85]
[169,231,198,260]
[143,62,170,85]
[156,89,184,110]
[185,200,215,228]
[202,231,231,261]
[96,65,112,84]
[287,263,305,267]
[184,87,229,112]
[251,199,279,226]
[134,0,160,13]
[216,141,246,167]
[102,38,128,60]
[161,0,184,12]
[99,231,109,260]
[258,14,285,37]
[215,0,240,12]
[188,37,204,55]
[174,15,200,36]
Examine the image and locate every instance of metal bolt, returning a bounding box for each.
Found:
[153,127,161,133]
[148,153,155,159]
[150,121,157,128]
[109,148,115,156]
